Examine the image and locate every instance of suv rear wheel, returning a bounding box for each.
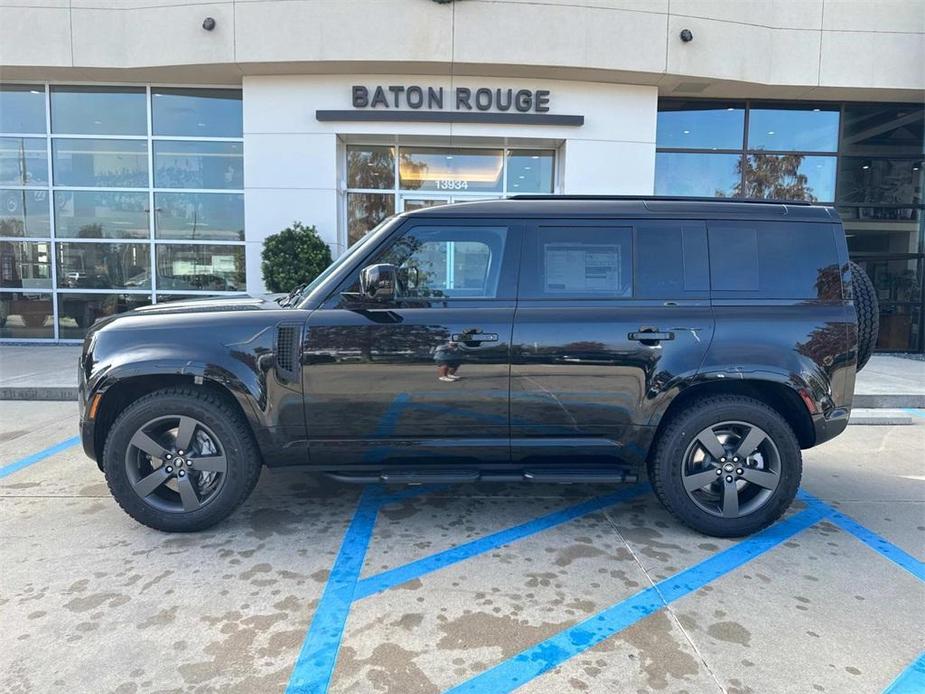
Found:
[102,387,261,532]
[649,395,802,537]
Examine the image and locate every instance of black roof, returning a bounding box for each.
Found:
[405,196,838,222]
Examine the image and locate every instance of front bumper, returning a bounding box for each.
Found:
[811,407,850,447]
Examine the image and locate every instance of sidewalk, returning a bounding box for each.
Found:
[1,344,923,409]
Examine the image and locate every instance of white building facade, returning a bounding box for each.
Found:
[0,0,923,349]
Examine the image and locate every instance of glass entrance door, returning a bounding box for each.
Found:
[398,194,501,213]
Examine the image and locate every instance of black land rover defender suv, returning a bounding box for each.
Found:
[78,197,878,537]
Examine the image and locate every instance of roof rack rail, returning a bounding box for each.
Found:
[508,194,814,206]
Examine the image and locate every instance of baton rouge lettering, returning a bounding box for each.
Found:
[352,85,551,113]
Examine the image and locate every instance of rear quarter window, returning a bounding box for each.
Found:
[708,221,840,299]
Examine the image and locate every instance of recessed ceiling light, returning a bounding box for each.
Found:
[767,131,775,135]
[682,129,691,134]
[726,107,734,111]
[813,108,821,112]
[524,166,532,170]
[531,155,539,159]
[518,175,525,179]
[445,155,453,160]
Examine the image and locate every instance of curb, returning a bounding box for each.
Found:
[854,394,925,409]
[0,387,78,401]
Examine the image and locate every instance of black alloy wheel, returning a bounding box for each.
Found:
[681,421,782,519]
[103,387,261,532]
[125,415,228,514]
[649,395,802,537]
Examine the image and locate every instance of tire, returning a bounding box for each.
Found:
[649,395,802,538]
[849,261,879,371]
[102,387,261,532]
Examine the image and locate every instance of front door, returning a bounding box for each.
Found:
[303,219,522,469]
[510,219,714,467]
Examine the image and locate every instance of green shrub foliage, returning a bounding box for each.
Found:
[261,222,333,293]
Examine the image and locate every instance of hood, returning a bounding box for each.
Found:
[131,294,283,316]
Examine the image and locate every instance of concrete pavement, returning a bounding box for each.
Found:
[0,400,922,693]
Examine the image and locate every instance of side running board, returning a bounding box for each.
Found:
[324,469,639,485]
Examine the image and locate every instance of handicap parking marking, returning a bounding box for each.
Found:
[354,484,648,599]
[798,491,925,581]
[884,652,925,694]
[0,435,79,480]
[903,408,925,418]
[443,505,827,694]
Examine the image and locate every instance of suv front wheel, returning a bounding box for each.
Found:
[102,387,261,532]
[649,395,802,537]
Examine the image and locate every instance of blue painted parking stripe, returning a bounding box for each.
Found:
[903,408,925,418]
[0,436,80,480]
[884,652,925,693]
[444,506,826,694]
[798,492,925,582]
[286,487,381,694]
[355,484,646,599]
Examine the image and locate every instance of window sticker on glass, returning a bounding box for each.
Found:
[544,243,622,293]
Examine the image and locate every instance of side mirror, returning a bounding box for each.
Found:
[359,263,398,302]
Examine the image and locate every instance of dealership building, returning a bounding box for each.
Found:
[0,0,922,350]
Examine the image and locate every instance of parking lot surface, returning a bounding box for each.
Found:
[1,400,923,694]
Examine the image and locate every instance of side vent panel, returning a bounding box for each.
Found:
[275,322,301,384]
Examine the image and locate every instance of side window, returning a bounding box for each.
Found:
[349,224,511,300]
[709,221,840,299]
[519,225,633,299]
[636,221,709,298]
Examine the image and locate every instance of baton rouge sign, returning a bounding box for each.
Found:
[314,84,584,126]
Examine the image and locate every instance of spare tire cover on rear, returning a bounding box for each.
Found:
[849,261,879,371]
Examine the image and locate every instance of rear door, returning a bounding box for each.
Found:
[510,219,714,466]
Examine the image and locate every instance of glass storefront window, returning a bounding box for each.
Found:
[841,104,924,157]
[747,107,840,152]
[0,292,54,338]
[656,101,745,150]
[402,198,449,212]
[743,154,836,202]
[655,152,741,197]
[54,191,149,239]
[0,240,52,288]
[56,242,151,289]
[346,145,395,189]
[837,158,924,206]
[52,138,148,188]
[347,192,394,246]
[0,137,48,186]
[0,84,245,341]
[50,86,147,136]
[155,192,244,240]
[154,141,243,189]
[506,150,554,193]
[152,88,243,138]
[875,303,922,352]
[0,85,46,134]
[57,293,151,339]
[0,189,50,237]
[399,148,503,193]
[155,244,245,292]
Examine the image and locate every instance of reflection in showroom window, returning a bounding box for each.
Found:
[156,244,245,292]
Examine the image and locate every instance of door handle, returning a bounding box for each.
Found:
[453,331,499,344]
[629,328,675,344]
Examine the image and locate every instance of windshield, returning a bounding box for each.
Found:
[292,216,400,308]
